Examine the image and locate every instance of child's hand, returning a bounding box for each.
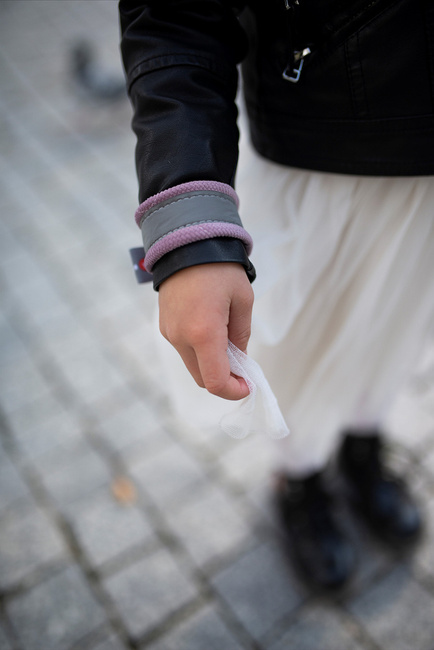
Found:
[158,263,254,400]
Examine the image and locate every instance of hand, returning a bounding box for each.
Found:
[158,263,254,400]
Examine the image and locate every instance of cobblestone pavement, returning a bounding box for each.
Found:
[1,2,434,649]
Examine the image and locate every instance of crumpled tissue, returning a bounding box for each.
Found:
[221,341,290,440]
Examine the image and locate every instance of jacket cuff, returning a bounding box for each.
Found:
[135,180,253,272]
[151,237,256,291]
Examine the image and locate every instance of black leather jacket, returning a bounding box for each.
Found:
[120,0,434,288]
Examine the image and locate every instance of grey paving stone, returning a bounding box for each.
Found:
[8,407,85,462]
[0,500,69,590]
[0,450,29,512]
[96,400,162,453]
[266,605,365,650]
[244,477,286,536]
[348,566,434,650]
[0,312,27,365]
[169,409,224,451]
[66,487,154,568]
[414,498,434,578]
[128,442,207,509]
[0,207,24,251]
[65,258,130,313]
[89,633,128,650]
[103,548,198,639]
[3,390,63,436]
[119,424,173,467]
[212,541,303,641]
[36,438,112,508]
[420,444,434,478]
[89,287,147,339]
[217,434,273,490]
[164,484,253,568]
[0,624,12,650]
[25,304,85,354]
[116,327,168,396]
[40,314,96,363]
[0,357,51,416]
[15,277,73,331]
[56,343,126,405]
[146,604,245,650]
[6,565,107,650]
[1,252,49,299]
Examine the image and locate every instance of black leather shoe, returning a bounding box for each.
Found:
[276,471,356,590]
[338,432,422,544]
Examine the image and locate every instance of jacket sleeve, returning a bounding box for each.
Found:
[119,0,255,289]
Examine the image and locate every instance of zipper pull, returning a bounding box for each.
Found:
[282,47,311,83]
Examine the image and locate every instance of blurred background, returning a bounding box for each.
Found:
[1,2,434,650]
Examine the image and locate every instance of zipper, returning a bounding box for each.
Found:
[281,0,397,84]
[282,47,311,83]
[281,0,309,83]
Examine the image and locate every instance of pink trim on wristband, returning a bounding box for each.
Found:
[144,222,253,271]
[135,181,239,226]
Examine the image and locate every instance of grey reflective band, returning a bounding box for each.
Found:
[140,191,242,252]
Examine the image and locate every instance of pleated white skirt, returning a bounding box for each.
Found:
[236,120,434,474]
[156,117,434,475]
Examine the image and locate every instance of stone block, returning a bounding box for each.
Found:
[0,451,29,513]
[1,253,48,298]
[57,344,126,405]
[119,425,173,467]
[164,484,252,568]
[0,357,51,416]
[414,498,434,578]
[0,500,69,590]
[348,566,434,650]
[420,444,434,478]
[6,566,106,650]
[103,548,198,639]
[212,542,303,641]
[0,624,12,650]
[9,407,84,462]
[66,486,154,568]
[128,443,207,509]
[0,312,27,366]
[90,633,128,650]
[16,277,72,331]
[266,604,364,650]
[36,438,112,508]
[96,400,162,453]
[146,604,245,650]
[217,434,273,491]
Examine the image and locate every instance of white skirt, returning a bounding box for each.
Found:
[157,121,434,474]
